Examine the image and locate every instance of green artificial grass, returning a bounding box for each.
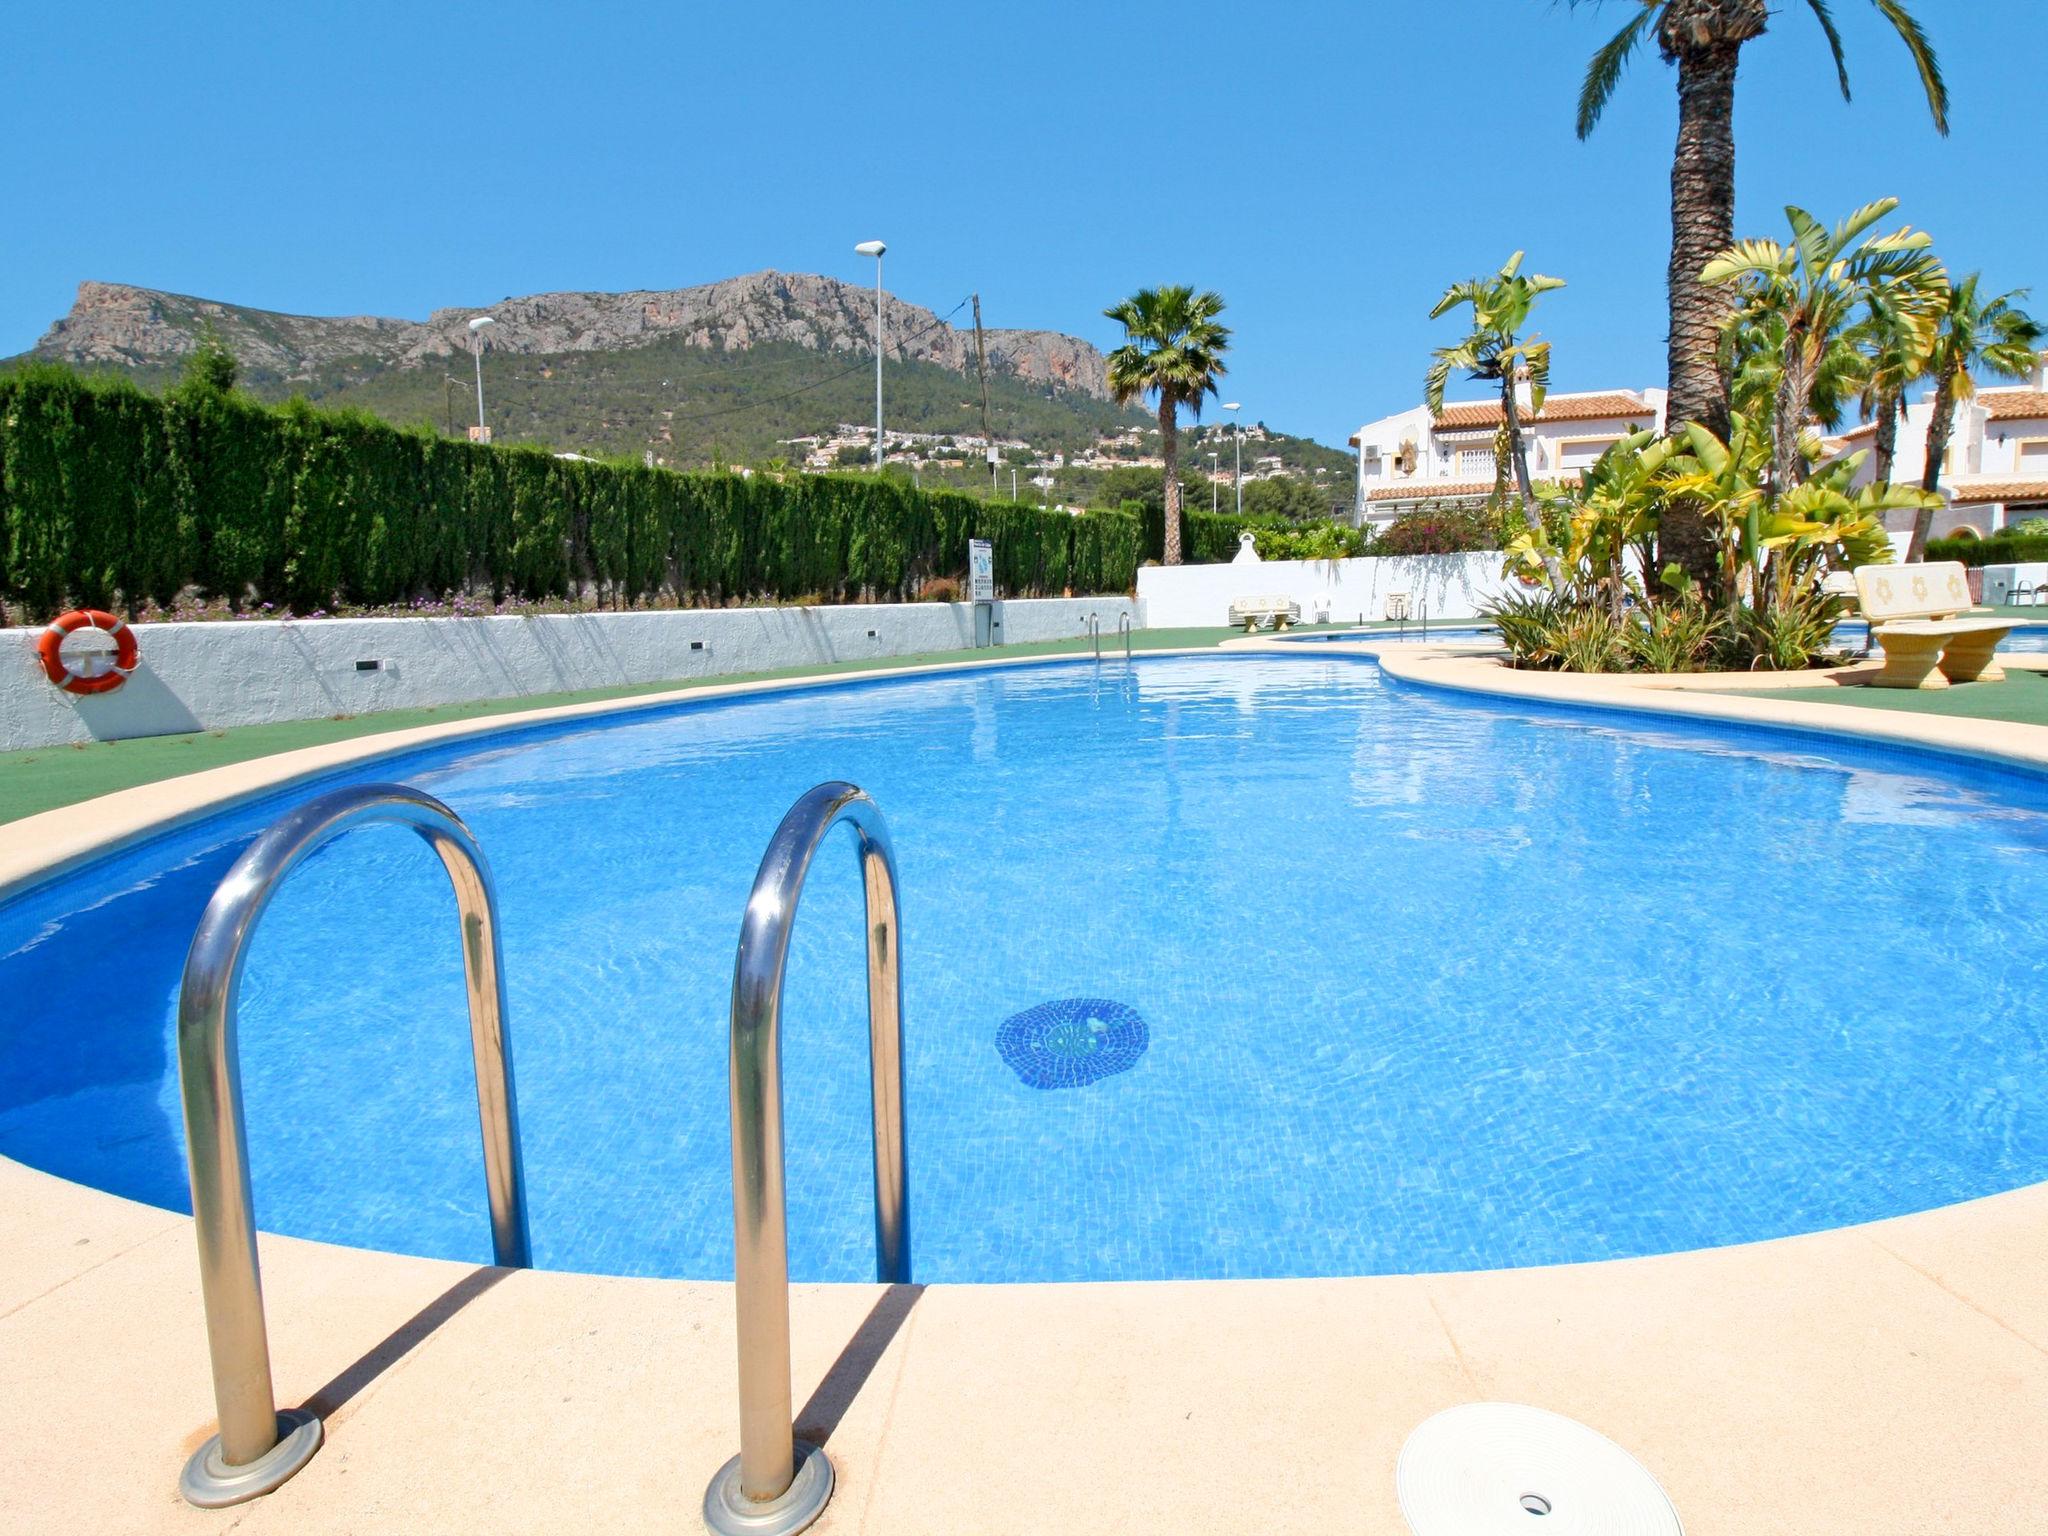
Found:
[1758,666,2048,727]
[0,627,1236,825]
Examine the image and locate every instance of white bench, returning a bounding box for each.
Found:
[1853,561,2013,689]
[1228,595,1300,633]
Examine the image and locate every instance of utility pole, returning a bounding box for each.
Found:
[973,293,996,497]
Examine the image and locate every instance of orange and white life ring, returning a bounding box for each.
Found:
[35,609,139,696]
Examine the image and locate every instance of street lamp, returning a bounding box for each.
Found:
[1223,402,1242,516]
[468,316,497,440]
[855,240,887,468]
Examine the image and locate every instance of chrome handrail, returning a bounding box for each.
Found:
[1118,611,1134,660]
[1086,611,1101,660]
[174,784,529,1508]
[704,781,909,1536]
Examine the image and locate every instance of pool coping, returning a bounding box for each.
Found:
[4,641,2046,1534]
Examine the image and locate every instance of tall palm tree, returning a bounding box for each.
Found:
[1703,198,1945,500]
[1573,1,1948,478]
[1103,286,1230,566]
[1909,275,2043,558]
[1425,252,1567,592]
[1848,287,1937,486]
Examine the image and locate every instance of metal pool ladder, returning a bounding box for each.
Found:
[173,784,530,1508]
[705,781,910,1536]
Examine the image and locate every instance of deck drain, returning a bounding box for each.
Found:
[995,997,1147,1090]
[1397,1403,1682,1535]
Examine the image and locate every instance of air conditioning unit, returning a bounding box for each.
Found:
[1362,443,1381,458]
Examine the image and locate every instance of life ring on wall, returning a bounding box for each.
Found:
[35,609,139,695]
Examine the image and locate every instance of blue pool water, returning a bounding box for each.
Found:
[1836,620,2048,654]
[3,654,2046,1283]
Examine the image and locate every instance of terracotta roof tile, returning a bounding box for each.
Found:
[1981,390,2048,421]
[1946,479,2048,505]
[1367,475,1582,503]
[1430,392,1655,431]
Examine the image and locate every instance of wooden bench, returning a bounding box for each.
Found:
[1853,561,2013,689]
[1228,596,1300,633]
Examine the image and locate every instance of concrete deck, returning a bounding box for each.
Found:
[4,641,2046,1534]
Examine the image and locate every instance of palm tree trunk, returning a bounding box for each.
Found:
[1873,390,1900,485]
[1501,380,1566,594]
[1656,34,1745,586]
[1910,367,1958,560]
[1159,399,1183,565]
[1771,332,1811,498]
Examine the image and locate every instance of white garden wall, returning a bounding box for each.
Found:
[1,596,1135,751]
[1137,552,1510,629]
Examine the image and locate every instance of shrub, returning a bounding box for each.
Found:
[1622,594,1722,673]
[0,366,1142,621]
[918,576,961,602]
[1369,504,1500,556]
[1927,531,2048,567]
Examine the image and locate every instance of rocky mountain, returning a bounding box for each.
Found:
[32,272,1111,399]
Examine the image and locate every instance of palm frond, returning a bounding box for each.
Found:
[1702,241,1789,286]
[1830,196,1901,254]
[1803,0,1853,101]
[1869,0,1949,133]
[1577,2,1660,139]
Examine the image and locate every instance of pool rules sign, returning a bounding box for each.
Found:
[969,538,997,645]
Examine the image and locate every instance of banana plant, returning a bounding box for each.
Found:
[1660,415,1773,620]
[1703,199,1947,500]
[1517,429,1676,619]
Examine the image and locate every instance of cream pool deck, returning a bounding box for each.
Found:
[3,644,2045,1534]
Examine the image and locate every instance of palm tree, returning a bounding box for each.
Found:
[1848,287,1938,486]
[1909,275,2043,558]
[1573,0,1948,443]
[1702,198,1945,501]
[1103,287,1230,566]
[1425,251,1567,591]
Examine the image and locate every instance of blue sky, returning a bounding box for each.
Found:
[5,1,2043,446]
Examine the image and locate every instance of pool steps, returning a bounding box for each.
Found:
[169,779,906,1536]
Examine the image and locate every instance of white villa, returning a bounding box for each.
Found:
[1830,356,2048,538]
[1348,386,1668,527]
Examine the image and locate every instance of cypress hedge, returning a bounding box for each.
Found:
[1925,530,2048,568]
[0,366,1144,621]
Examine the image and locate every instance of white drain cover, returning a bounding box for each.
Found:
[1397,1403,1682,1535]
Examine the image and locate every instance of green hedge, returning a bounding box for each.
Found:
[0,366,1142,620]
[1132,498,1267,564]
[1925,531,2048,568]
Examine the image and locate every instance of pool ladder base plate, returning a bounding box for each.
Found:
[179,1409,322,1509]
[703,1438,833,1536]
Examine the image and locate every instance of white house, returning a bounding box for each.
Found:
[1348,386,1668,527]
[1832,355,2048,537]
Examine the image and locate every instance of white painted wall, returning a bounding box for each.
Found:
[1,596,1135,750]
[1137,552,1509,629]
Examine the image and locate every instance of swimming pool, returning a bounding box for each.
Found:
[1835,620,2048,653]
[4,654,2046,1284]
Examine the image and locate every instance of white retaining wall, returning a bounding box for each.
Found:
[1,596,1136,751]
[1137,552,1510,629]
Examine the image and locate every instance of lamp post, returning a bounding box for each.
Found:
[468,316,496,440]
[1223,402,1242,516]
[855,240,887,468]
